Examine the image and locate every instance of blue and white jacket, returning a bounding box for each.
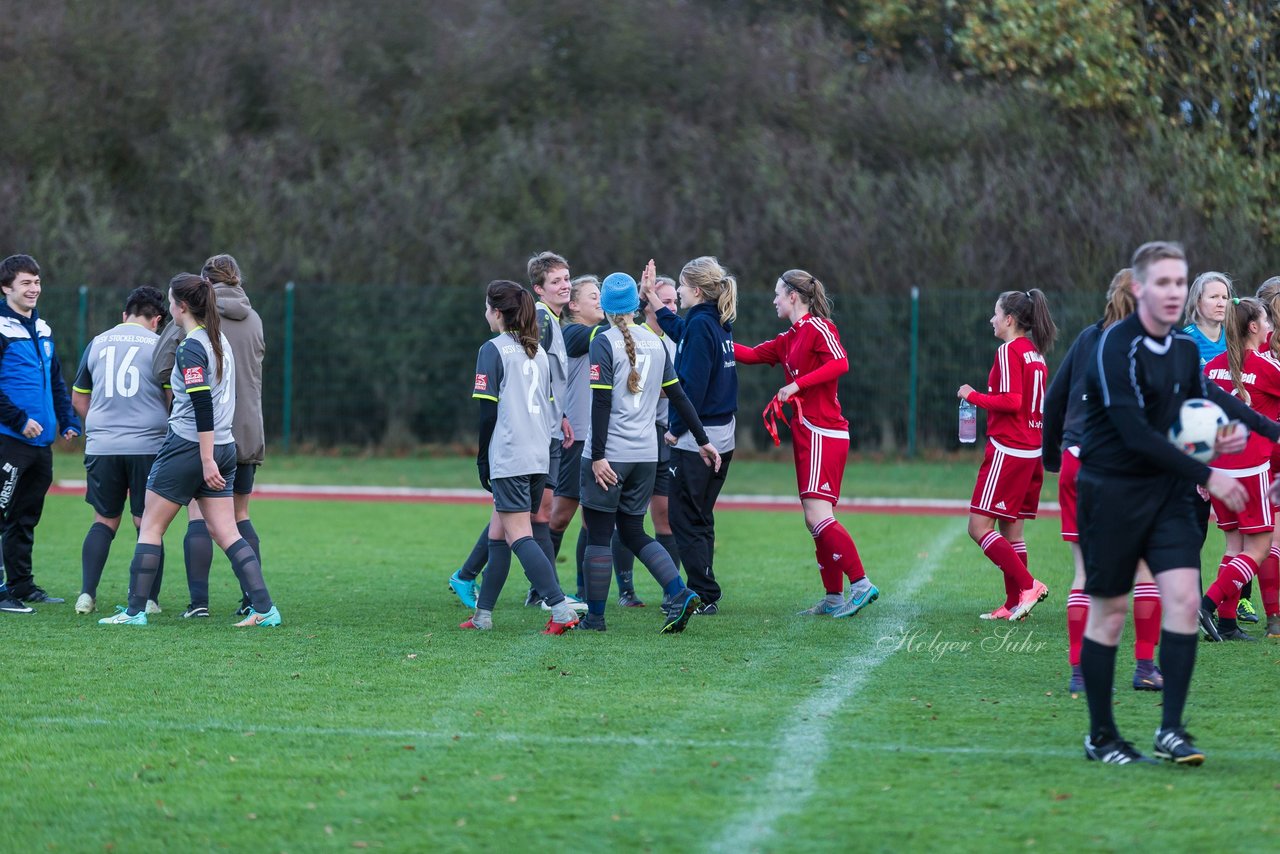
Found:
[0,302,79,446]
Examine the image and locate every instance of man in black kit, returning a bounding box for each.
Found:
[1077,241,1280,766]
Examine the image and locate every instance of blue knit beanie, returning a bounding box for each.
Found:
[600,272,640,315]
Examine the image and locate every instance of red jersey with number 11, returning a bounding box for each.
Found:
[733,314,849,431]
[967,336,1046,451]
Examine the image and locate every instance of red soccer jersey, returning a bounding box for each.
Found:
[1204,349,1280,470]
[734,314,849,431]
[967,336,1046,451]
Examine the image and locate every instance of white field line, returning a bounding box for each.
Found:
[707,522,966,854]
[29,716,1280,761]
[53,479,1059,512]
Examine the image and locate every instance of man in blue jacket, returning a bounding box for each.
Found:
[0,255,80,614]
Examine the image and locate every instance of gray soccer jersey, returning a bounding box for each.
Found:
[640,322,678,428]
[169,327,236,445]
[73,322,168,455]
[473,335,555,478]
[586,323,678,463]
[537,302,569,439]
[562,321,604,440]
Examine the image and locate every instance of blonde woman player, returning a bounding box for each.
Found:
[551,275,605,597]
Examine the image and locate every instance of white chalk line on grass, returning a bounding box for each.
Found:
[30,716,1280,761]
[707,521,966,854]
[54,480,1061,514]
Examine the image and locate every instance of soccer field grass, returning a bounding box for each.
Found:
[9,496,1279,851]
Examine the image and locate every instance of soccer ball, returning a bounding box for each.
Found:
[1167,399,1228,463]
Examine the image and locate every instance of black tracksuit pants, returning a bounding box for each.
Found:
[670,447,733,604]
[0,435,53,598]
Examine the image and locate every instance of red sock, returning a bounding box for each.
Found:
[979,530,1034,592]
[1206,554,1257,617]
[1203,556,1228,611]
[1006,541,1029,609]
[813,517,865,585]
[1066,588,1088,666]
[1132,582,1161,661]
[814,555,844,594]
[1261,547,1280,617]
[1010,540,1029,568]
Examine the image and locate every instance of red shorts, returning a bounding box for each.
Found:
[792,417,848,503]
[970,439,1042,521]
[1210,464,1274,533]
[1057,445,1081,541]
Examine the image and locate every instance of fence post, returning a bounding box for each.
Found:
[908,286,919,458]
[282,281,295,453]
[76,285,89,359]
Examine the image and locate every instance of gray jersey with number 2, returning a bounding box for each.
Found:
[473,335,555,478]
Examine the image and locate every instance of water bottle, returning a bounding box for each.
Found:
[958,399,978,444]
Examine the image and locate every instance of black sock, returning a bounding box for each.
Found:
[531,522,555,566]
[153,542,165,602]
[1080,637,1119,741]
[1217,616,1238,633]
[184,519,213,606]
[458,526,489,581]
[611,529,635,592]
[584,545,612,616]
[225,538,272,613]
[1199,594,1216,613]
[550,527,565,561]
[1241,578,1254,601]
[638,541,679,588]
[656,532,681,573]
[575,525,588,597]
[513,536,563,606]
[236,519,261,563]
[477,539,511,611]
[127,543,164,615]
[81,522,115,598]
[1159,630,1198,731]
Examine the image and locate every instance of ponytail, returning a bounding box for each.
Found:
[679,256,737,326]
[716,277,737,326]
[998,289,1057,355]
[486,280,540,359]
[1255,276,1280,360]
[1101,268,1135,329]
[169,272,225,382]
[779,270,833,319]
[1225,297,1265,404]
[610,314,641,394]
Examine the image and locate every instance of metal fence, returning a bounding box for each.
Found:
[40,282,1107,455]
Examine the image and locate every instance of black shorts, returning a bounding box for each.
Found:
[84,453,156,519]
[555,440,584,499]
[146,434,238,505]
[234,462,258,496]
[1078,467,1202,597]
[653,427,672,498]
[580,460,656,517]
[546,439,561,488]
[492,474,546,514]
